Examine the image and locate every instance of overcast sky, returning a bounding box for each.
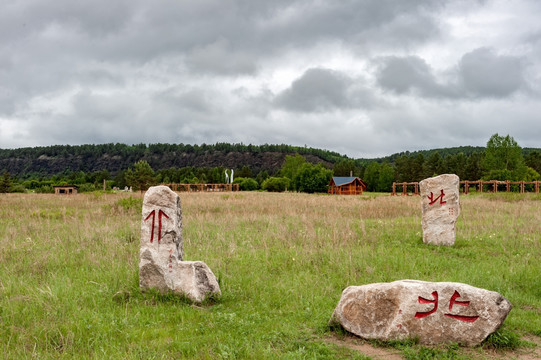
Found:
[1,0,540,158]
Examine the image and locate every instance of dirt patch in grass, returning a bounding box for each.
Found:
[328,334,541,359]
[326,334,403,360]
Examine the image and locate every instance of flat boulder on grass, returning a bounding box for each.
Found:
[420,174,460,246]
[139,185,221,303]
[329,280,512,346]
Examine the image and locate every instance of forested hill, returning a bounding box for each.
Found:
[380,146,486,162]
[382,146,540,162]
[0,143,348,178]
[1,142,540,180]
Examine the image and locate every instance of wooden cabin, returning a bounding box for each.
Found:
[328,177,367,195]
[53,185,79,195]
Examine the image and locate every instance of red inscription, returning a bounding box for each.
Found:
[144,209,170,243]
[444,290,479,322]
[414,290,479,322]
[428,189,447,206]
[415,291,438,318]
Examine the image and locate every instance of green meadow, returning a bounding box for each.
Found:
[0,192,539,359]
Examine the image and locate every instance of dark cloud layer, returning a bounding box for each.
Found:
[376,48,527,99]
[0,0,540,157]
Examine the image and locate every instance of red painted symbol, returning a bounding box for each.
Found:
[444,290,479,322]
[415,291,438,318]
[144,209,169,243]
[428,189,446,206]
[414,290,479,322]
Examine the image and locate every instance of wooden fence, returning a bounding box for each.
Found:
[163,184,240,192]
[392,180,540,196]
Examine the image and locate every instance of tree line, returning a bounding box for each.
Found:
[1,134,540,193]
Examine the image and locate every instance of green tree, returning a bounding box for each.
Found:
[412,154,425,181]
[525,151,541,175]
[464,153,483,180]
[424,153,444,178]
[280,154,306,189]
[261,177,290,192]
[333,159,357,176]
[377,163,395,192]
[293,163,332,193]
[125,160,156,192]
[444,153,467,179]
[256,170,269,186]
[236,166,253,178]
[113,170,128,189]
[363,162,380,192]
[0,171,12,193]
[394,155,414,182]
[482,134,527,180]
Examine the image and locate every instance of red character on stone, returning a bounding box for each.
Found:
[428,189,447,206]
[414,290,479,322]
[144,209,169,243]
[444,290,479,322]
[415,291,438,318]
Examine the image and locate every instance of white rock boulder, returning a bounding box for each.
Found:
[330,280,512,346]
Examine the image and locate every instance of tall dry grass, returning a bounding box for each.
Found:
[0,191,539,359]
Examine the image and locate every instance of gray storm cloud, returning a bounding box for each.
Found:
[0,0,540,157]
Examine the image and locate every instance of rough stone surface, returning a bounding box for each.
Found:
[419,174,460,246]
[139,185,221,303]
[330,280,512,346]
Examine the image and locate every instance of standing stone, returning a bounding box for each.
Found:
[329,280,512,346]
[139,185,221,303]
[419,174,460,246]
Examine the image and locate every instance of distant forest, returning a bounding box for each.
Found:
[0,140,540,193]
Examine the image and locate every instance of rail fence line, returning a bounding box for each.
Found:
[163,183,240,192]
[391,180,541,196]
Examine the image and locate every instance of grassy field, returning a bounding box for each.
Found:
[0,191,539,359]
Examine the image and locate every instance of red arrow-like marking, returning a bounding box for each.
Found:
[157,209,169,243]
[144,209,169,243]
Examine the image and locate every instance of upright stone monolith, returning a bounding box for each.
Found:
[419,174,460,246]
[139,185,221,303]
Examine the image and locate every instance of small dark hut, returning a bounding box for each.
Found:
[53,185,79,195]
[328,177,367,195]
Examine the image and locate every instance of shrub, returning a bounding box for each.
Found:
[233,177,259,191]
[293,163,332,193]
[261,177,290,192]
[9,184,27,193]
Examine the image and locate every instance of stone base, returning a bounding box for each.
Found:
[140,260,221,303]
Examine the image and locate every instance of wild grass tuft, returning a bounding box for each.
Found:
[482,327,524,350]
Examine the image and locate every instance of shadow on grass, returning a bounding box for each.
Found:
[112,286,221,307]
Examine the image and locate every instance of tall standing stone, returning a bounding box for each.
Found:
[419,174,460,246]
[139,185,221,303]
